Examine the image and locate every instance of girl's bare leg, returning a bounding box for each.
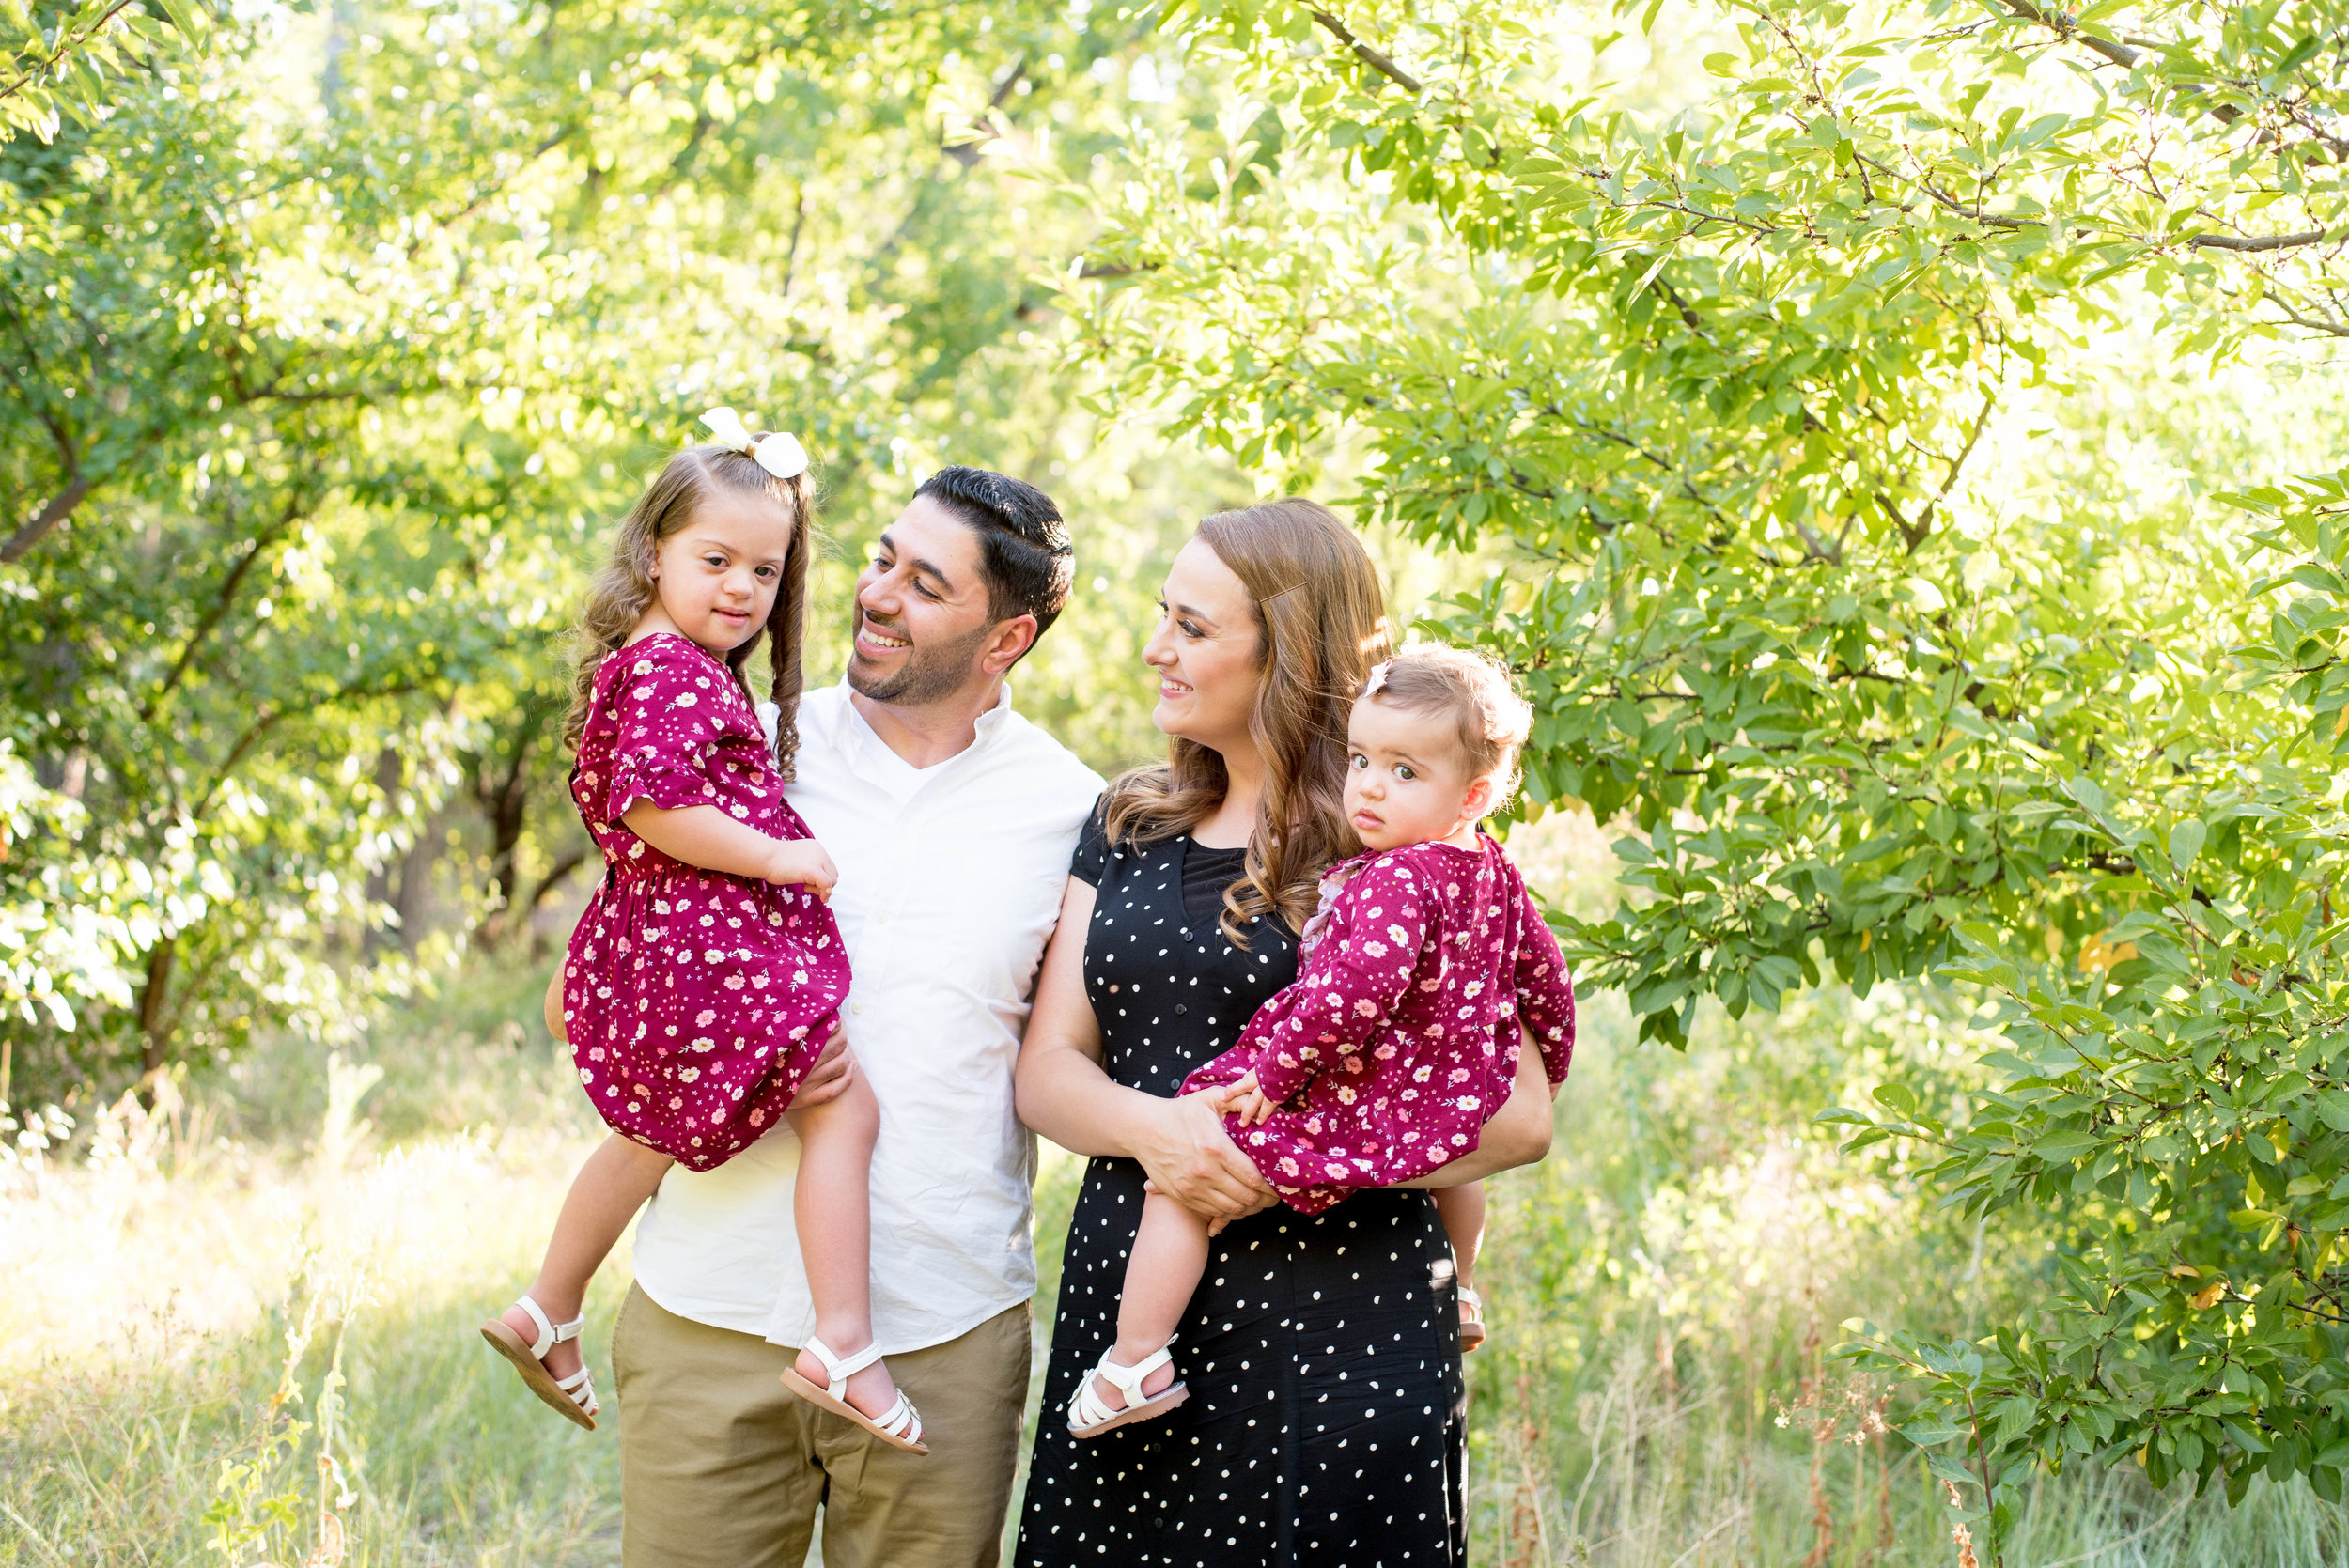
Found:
[785,1071,901,1419]
[1433,1180,1486,1295]
[499,1133,675,1381]
[1091,1189,1211,1409]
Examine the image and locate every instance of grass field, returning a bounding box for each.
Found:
[6,949,2349,1566]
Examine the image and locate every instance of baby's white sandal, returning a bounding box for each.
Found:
[1067,1343,1190,1437]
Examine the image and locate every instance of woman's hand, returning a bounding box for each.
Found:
[1130,1090,1278,1220]
[544,967,567,1043]
[1016,874,1274,1220]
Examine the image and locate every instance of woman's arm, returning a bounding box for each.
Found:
[1015,875,1277,1219]
[1394,1029,1557,1188]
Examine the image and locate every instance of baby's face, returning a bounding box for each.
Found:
[1342,697,1482,851]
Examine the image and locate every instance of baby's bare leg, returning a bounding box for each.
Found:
[784,1072,899,1420]
[1433,1180,1486,1294]
[502,1133,674,1378]
[1096,1189,1212,1408]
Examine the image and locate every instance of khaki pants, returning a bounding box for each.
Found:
[611,1283,1031,1568]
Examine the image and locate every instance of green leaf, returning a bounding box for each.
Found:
[2169,818,2206,876]
[2033,1130,2103,1164]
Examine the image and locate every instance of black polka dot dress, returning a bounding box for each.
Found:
[1016,815,1467,1568]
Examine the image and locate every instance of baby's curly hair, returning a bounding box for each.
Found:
[1363,645,1534,811]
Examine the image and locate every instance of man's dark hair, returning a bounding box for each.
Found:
[913,466,1073,651]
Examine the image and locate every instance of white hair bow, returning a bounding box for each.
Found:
[1362,660,1392,697]
[701,407,809,480]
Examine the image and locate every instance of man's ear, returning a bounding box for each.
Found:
[980,613,1041,675]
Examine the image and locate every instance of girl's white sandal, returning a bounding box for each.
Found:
[479,1296,598,1430]
[779,1337,929,1454]
[1066,1343,1190,1437]
[1458,1285,1487,1352]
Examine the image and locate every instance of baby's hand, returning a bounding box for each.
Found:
[1224,1069,1273,1126]
[766,839,839,901]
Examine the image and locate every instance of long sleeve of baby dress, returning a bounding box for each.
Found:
[1182,838,1535,1214]
[560,632,848,1171]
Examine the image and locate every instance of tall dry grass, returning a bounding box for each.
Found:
[6,901,2349,1564]
[0,969,625,1566]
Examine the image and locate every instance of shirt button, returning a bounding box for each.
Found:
[852,1001,867,1016]
[1174,1003,1188,1016]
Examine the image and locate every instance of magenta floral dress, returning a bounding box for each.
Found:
[1181,834,1576,1214]
[559,632,848,1171]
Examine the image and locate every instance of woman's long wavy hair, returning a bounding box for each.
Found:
[562,442,817,778]
[1102,500,1392,943]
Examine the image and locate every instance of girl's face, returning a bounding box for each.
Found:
[647,491,797,655]
[1143,536,1263,755]
[1343,695,1492,851]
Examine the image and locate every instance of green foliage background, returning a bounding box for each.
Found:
[3,0,2349,1560]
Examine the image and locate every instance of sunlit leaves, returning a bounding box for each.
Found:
[1081,0,2349,1546]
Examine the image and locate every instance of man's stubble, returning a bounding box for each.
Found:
[845,618,993,708]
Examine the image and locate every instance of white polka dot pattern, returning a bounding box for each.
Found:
[1015,819,1467,1567]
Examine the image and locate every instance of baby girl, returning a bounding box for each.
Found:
[1068,644,1577,1435]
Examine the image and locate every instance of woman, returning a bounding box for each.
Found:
[1013,500,1556,1567]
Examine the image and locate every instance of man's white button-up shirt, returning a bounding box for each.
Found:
[629,679,1103,1353]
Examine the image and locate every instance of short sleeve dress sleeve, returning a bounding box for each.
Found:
[1067,798,1112,887]
[599,637,741,825]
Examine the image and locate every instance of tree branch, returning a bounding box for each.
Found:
[2188,228,2339,254]
[1308,8,1423,94]
[0,0,145,105]
[0,473,93,563]
[140,495,302,722]
[945,52,1027,168]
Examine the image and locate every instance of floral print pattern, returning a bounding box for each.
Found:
[560,632,847,1171]
[1182,834,1575,1214]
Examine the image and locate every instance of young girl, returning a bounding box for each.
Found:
[1066,645,1576,1436]
[480,411,926,1453]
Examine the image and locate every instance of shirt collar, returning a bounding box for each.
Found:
[831,676,1017,774]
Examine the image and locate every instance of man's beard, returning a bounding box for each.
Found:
[847,616,991,707]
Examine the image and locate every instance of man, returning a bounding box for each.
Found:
[568,468,1102,1567]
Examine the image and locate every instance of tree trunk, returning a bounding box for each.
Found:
[478,773,529,950]
[136,933,177,1083]
[362,746,403,956]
